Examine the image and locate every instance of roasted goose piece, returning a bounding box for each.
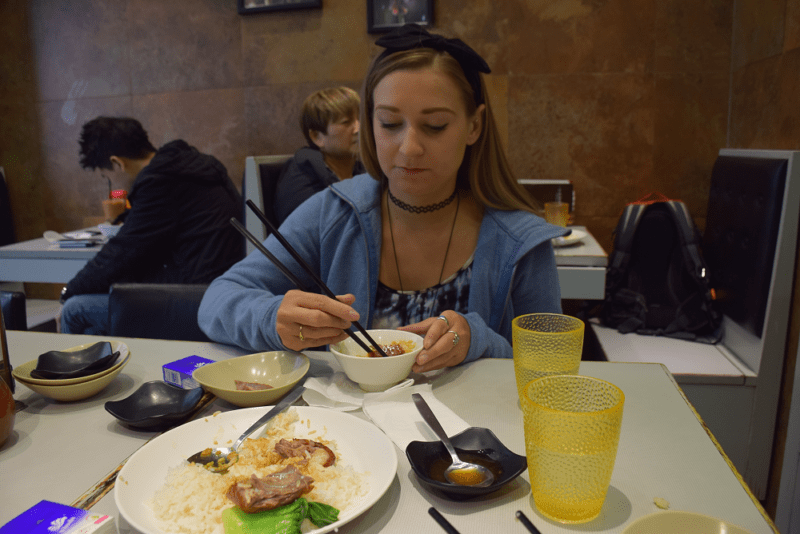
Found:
[226,465,313,513]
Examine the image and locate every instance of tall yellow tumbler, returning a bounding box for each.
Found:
[512,313,584,401]
[522,375,625,523]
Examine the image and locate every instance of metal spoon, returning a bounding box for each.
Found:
[412,393,495,487]
[187,385,305,473]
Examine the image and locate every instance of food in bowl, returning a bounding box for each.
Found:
[363,340,416,358]
[191,352,309,407]
[330,330,424,391]
[150,409,366,534]
[234,380,273,391]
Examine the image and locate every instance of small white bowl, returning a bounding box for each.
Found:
[98,223,122,238]
[330,330,423,392]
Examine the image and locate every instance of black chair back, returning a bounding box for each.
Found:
[0,291,26,331]
[108,283,210,342]
[242,155,292,254]
[0,168,16,246]
[257,159,289,233]
[703,155,788,338]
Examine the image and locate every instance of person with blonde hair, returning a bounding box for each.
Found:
[199,24,567,371]
[273,86,364,225]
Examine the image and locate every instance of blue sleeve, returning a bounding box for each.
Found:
[198,199,325,351]
[462,241,562,362]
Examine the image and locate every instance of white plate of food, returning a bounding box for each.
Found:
[552,228,587,247]
[115,406,398,534]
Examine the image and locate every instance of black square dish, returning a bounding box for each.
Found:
[105,381,205,430]
[406,426,528,499]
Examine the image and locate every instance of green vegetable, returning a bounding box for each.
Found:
[222,498,339,534]
[222,499,307,534]
[307,501,339,527]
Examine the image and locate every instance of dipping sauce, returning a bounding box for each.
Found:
[428,450,503,486]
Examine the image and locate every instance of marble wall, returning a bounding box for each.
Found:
[1,0,797,296]
[729,0,800,150]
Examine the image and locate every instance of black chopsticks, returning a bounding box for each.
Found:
[429,508,461,534]
[230,219,309,292]
[243,201,390,358]
[429,507,540,533]
[232,208,390,358]
[515,510,542,534]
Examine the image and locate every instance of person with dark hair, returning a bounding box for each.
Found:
[273,86,364,225]
[59,116,244,335]
[198,25,567,372]
[78,116,157,170]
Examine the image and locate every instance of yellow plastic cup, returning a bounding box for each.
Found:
[522,375,625,523]
[512,313,584,401]
[544,201,569,227]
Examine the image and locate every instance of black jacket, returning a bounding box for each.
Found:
[273,147,365,225]
[63,140,244,300]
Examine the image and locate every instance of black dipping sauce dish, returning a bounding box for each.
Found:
[406,426,528,499]
[105,381,205,431]
[32,341,118,379]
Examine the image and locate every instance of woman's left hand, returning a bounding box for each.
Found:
[400,311,470,372]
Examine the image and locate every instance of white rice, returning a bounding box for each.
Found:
[149,409,367,534]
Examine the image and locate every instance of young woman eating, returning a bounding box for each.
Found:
[198,24,568,372]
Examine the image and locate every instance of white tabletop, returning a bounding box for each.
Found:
[0,231,103,284]
[552,226,608,267]
[1,332,774,534]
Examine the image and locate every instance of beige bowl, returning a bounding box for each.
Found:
[15,354,130,402]
[623,511,754,534]
[330,330,424,392]
[192,351,309,408]
[12,341,131,386]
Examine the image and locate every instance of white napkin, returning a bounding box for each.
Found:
[302,373,414,411]
[362,384,470,450]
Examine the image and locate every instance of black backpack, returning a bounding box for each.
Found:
[601,199,722,341]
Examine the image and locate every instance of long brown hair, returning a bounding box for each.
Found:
[360,47,541,214]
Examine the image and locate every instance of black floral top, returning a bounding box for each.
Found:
[372,256,473,329]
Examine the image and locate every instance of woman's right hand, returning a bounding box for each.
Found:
[276,290,360,351]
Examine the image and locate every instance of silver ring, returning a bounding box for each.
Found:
[437,315,450,327]
[449,330,459,347]
[298,325,305,341]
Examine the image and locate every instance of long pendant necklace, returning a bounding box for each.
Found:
[387,190,461,293]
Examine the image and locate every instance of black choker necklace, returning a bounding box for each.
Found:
[388,188,457,214]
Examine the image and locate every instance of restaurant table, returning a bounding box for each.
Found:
[1,331,774,534]
[552,225,607,300]
[0,231,103,283]
[0,226,607,300]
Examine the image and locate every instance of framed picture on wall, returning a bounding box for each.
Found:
[238,0,322,14]
[367,0,433,34]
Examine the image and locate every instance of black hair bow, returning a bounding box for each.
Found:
[375,23,491,104]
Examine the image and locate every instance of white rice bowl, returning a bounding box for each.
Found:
[149,410,367,534]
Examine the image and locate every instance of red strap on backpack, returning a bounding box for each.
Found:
[629,192,681,206]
